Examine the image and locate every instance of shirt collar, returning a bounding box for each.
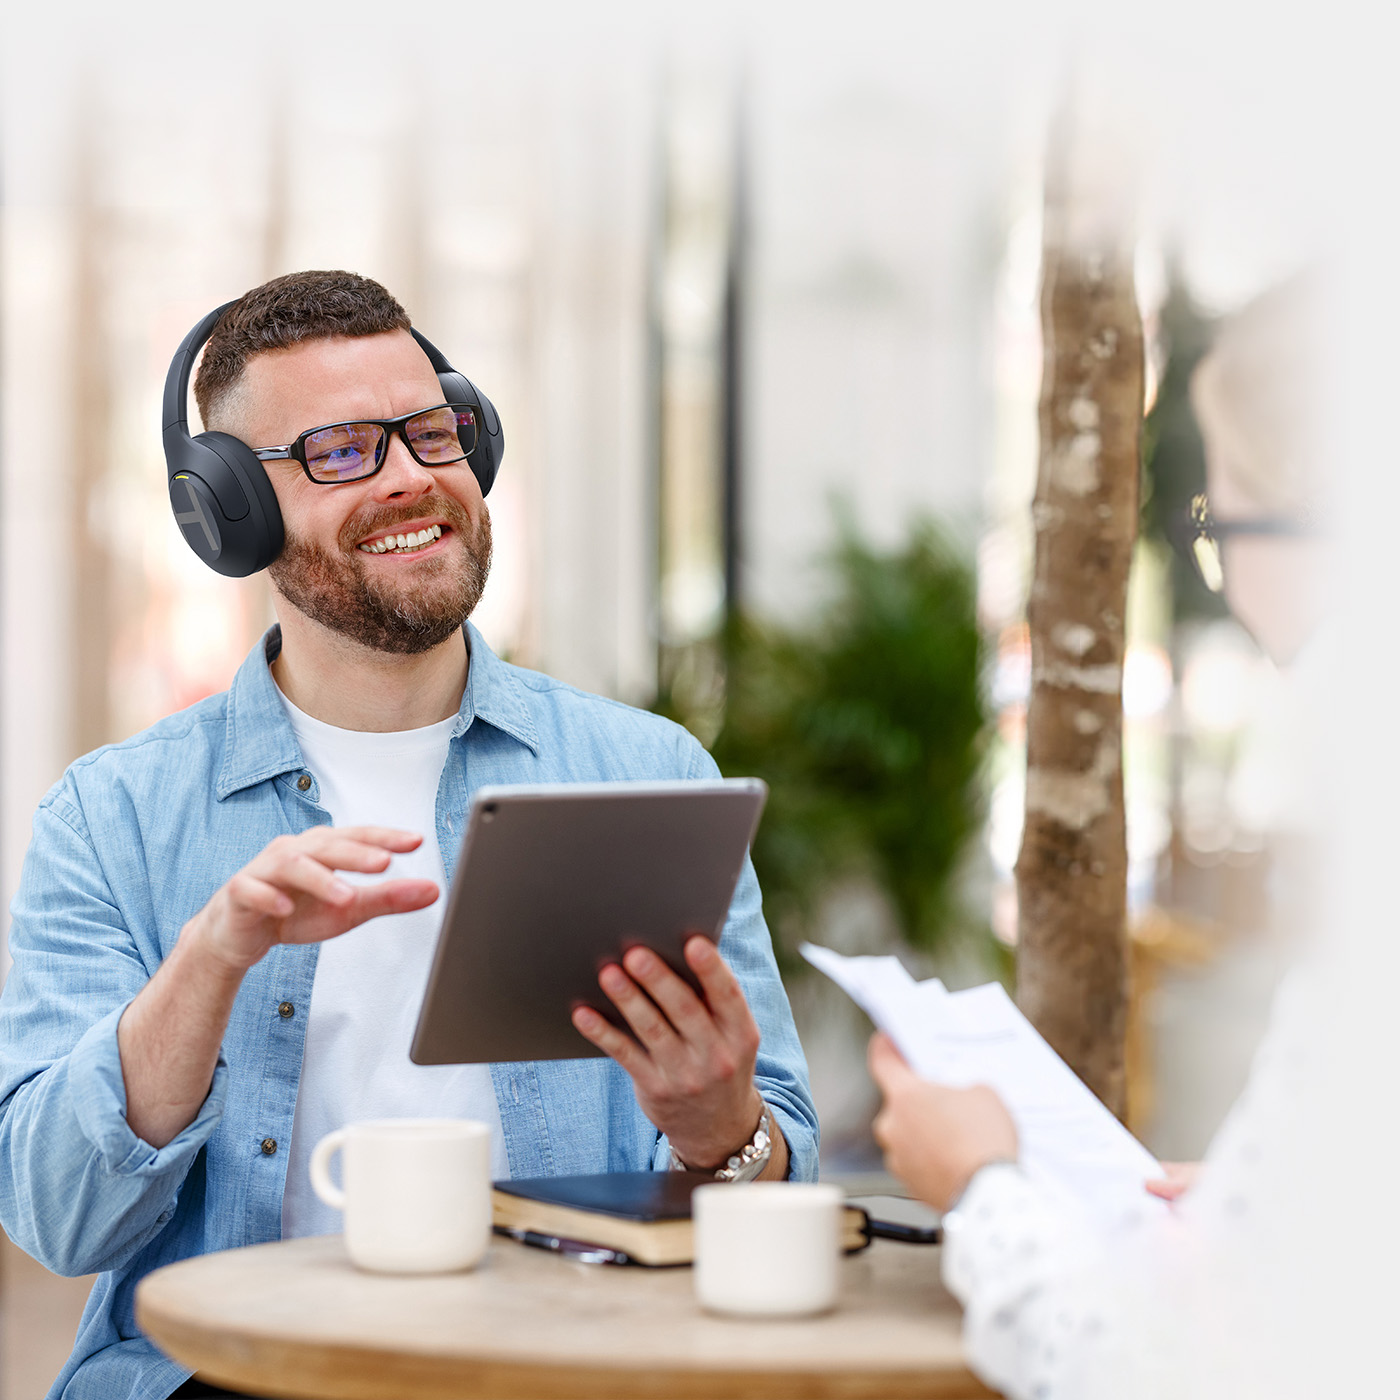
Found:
[217,621,540,801]
[455,621,541,754]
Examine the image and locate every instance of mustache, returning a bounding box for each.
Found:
[336,493,477,551]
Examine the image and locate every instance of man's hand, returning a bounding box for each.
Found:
[119,826,438,1149]
[570,934,785,1175]
[187,825,440,973]
[868,1031,1018,1211]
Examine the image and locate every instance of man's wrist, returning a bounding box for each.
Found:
[668,1091,771,1179]
[177,912,259,984]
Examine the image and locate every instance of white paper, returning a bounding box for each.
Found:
[801,942,1166,1231]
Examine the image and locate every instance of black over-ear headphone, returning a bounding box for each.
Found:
[163,301,505,578]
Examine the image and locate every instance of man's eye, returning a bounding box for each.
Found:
[307,445,366,477]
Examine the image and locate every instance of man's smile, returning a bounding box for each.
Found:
[356,522,448,557]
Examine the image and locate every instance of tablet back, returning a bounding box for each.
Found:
[409,779,767,1064]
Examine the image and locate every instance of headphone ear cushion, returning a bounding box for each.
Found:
[167,433,284,578]
[436,369,504,498]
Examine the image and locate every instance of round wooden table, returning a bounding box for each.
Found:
[135,1233,998,1399]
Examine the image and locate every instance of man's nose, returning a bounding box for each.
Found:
[370,432,435,499]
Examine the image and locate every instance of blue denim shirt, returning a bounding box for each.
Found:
[0,624,817,1400]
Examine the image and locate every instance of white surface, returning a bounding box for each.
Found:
[278,693,508,1241]
[800,944,1164,1233]
[309,1118,492,1274]
[693,1182,843,1317]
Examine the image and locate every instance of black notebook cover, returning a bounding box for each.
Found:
[493,1170,717,1222]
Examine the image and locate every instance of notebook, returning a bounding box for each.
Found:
[493,1171,871,1267]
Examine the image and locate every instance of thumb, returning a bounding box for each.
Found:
[867,1031,916,1093]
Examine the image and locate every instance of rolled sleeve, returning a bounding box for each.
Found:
[682,743,821,1182]
[67,1003,227,1177]
[0,792,223,1276]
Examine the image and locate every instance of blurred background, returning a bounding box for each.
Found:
[0,2,1331,1393]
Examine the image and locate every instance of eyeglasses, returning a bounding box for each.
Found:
[1171,492,1315,593]
[253,403,479,484]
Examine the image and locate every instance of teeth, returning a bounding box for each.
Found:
[357,525,445,555]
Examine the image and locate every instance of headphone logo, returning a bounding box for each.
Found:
[172,475,219,553]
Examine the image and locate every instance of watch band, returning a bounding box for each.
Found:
[669,1100,775,1183]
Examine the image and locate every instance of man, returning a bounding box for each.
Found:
[0,270,817,1400]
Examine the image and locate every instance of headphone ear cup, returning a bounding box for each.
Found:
[436,369,504,498]
[166,432,284,578]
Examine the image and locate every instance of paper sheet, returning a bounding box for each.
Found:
[801,942,1166,1231]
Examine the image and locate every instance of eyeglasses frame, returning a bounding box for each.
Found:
[252,402,479,485]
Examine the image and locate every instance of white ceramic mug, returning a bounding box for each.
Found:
[309,1118,492,1274]
[693,1181,844,1317]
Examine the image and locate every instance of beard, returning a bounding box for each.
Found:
[269,494,493,656]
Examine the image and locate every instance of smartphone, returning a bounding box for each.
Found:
[846,1193,943,1244]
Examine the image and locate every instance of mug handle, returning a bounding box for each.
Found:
[309,1129,347,1211]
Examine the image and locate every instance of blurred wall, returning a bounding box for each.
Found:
[0,16,1024,975]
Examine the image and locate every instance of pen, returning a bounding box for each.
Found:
[495,1225,632,1265]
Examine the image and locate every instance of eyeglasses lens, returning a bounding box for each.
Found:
[407,405,477,463]
[303,423,386,483]
[1192,535,1225,593]
[1187,493,1225,592]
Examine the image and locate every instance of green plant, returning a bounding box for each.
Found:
[663,512,988,972]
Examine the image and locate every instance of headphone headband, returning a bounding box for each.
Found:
[163,301,236,436]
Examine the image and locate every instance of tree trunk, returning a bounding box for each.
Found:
[1014,124,1143,1119]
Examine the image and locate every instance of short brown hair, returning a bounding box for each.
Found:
[194,270,410,428]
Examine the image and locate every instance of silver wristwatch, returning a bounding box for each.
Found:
[669,1100,775,1183]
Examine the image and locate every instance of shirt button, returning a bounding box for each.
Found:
[296,774,312,792]
[261,1137,278,1156]
[278,1001,295,1019]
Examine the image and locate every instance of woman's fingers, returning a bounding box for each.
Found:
[867,1031,917,1094]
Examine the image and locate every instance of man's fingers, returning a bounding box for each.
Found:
[311,825,425,853]
[571,1004,648,1077]
[621,946,719,1049]
[341,879,440,924]
[682,936,756,1039]
[597,964,680,1052]
[227,873,295,919]
[295,837,397,876]
[258,851,357,907]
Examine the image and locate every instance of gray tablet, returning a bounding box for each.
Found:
[409,779,767,1065]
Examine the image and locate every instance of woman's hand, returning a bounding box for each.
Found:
[868,1031,1019,1211]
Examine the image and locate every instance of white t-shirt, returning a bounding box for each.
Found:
[277,692,509,1240]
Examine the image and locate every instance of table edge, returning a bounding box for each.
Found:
[135,1286,998,1400]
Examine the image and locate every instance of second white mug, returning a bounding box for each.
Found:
[693,1182,844,1317]
[309,1117,491,1274]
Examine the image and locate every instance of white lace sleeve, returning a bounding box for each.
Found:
[941,1162,1180,1400]
[938,961,1337,1400]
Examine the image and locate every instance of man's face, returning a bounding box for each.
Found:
[237,330,492,655]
